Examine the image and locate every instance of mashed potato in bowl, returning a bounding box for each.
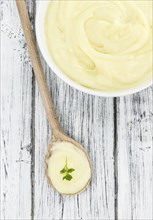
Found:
[36,0,152,95]
[44,0,152,92]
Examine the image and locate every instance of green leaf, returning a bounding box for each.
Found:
[68,168,75,173]
[65,174,72,181]
[60,158,75,181]
[63,174,73,181]
[60,168,66,174]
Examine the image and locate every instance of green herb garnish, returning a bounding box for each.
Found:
[60,158,75,181]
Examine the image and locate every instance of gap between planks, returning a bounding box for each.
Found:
[113,98,118,220]
[27,0,36,219]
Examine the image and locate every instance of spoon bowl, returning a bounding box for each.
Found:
[45,133,92,195]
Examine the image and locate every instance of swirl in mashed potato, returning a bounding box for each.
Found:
[45,0,152,91]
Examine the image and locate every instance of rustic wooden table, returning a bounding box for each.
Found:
[1,1,153,219]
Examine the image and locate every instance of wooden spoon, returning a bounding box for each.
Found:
[16,0,91,195]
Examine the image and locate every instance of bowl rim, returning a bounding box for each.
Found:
[35,1,152,97]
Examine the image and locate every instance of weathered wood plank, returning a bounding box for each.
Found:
[1,0,34,219]
[117,87,153,220]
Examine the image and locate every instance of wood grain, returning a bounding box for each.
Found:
[117,88,153,220]
[1,0,34,219]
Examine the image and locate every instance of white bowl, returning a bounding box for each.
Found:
[35,1,152,97]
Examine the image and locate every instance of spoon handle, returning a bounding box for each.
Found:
[16,0,61,137]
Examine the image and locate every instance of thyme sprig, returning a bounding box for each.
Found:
[60,158,75,181]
